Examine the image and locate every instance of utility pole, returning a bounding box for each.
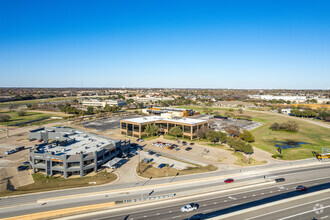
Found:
[138,147,141,174]
[6,122,9,138]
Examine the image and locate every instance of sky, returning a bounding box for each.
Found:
[0,0,329,89]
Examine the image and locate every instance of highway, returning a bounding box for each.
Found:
[62,177,330,220]
[0,163,329,219]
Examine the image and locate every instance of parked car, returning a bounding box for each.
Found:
[23,161,30,166]
[185,147,192,151]
[224,178,234,183]
[17,165,29,171]
[158,163,166,169]
[38,139,43,142]
[181,203,199,212]
[5,150,16,155]
[15,146,25,152]
[175,148,180,151]
[137,138,144,142]
[148,151,155,155]
[155,153,162,157]
[296,185,307,191]
[189,143,195,145]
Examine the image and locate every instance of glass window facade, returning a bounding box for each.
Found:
[121,122,127,129]
[184,125,191,133]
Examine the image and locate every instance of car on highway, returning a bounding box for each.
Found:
[224,178,234,183]
[181,203,199,212]
[158,163,166,169]
[185,147,192,151]
[275,178,285,183]
[17,165,29,171]
[5,150,16,155]
[296,185,307,191]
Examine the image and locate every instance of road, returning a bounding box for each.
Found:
[63,175,330,220]
[1,163,330,219]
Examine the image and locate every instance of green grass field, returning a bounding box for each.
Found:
[0,97,76,108]
[0,110,54,126]
[178,105,330,160]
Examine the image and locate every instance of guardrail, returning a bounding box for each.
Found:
[115,193,176,204]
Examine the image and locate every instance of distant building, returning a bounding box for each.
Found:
[248,95,307,103]
[120,116,208,140]
[82,99,126,107]
[29,127,130,178]
[129,96,175,103]
[215,101,256,108]
[142,107,199,118]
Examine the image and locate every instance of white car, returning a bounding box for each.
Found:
[181,203,198,212]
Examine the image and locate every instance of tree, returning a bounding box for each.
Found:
[144,124,159,137]
[0,114,10,122]
[86,106,94,115]
[169,126,182,137]
[270,121,299,132]
[73,99,79,105]
[239,130,255,142]
[206,130,218,143]
[225,125,241,137]
[195,126,208,139]
[218,131,227,143]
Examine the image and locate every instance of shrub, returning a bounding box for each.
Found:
[272,154,284,159]
[0,114,11,122]
[270,121,299,132]
[17,110,27,116]
[239,130,255,142]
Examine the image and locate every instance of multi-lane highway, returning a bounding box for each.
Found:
[62,177,330,220]
[1,162,330,219]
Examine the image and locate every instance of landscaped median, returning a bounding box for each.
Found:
[0,171,117,197]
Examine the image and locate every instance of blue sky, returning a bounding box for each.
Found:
[0,0,329,89]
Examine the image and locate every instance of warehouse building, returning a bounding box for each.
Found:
[120,116,208,140]
[29,127,130,178]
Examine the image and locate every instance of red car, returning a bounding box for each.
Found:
[224,178,234,183]
[296,185,307,191]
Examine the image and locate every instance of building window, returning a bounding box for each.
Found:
[127,123,133,131]
[134,125,139,132]
[121,122,127,129]
[184,125,191,133]
[193,126,197,134]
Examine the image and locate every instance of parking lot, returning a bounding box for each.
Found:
[0,135,35,191]
[211,118,263,131]
[140,150,196,170]
[81,115,138,131]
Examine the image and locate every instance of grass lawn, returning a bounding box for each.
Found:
[0,97,76,108]
[0,171,117,197]
[232,152,267,166]
[177,105,330,160]
[0,110,55,126]
[137,162,218,178]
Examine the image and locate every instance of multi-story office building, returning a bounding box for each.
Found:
[82,99,126,107]
[120,116,208,140]
[29,127,130,178]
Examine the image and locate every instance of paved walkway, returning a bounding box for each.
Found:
[114,155,144,184]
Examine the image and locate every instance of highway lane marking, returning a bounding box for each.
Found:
[261,193,264,195]
[214,202,217,204]
[243,194,330,220]
[204,209,213,212]
[210,189,330,220]
[55,179,329,220]
[270,191,273,193]
[203,204,206,206]
[224,200,227,202]
[172,215,181,218]
[143,216,147,217]
[156,213,160,215]
[252,194,256,196]
[232,203,239,206]
[278,205,330,220]
[169,210,172,213]
[321,216,328,219]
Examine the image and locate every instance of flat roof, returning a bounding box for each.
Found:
[122,116,207,125]
[33,128,117,156]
